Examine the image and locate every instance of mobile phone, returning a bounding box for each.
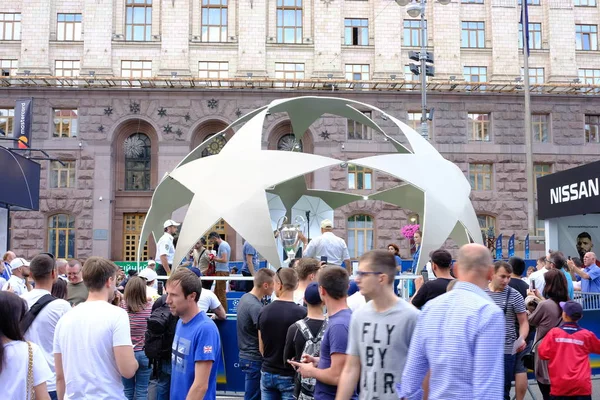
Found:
[320,256,328,264]
[421,270,429,283]
[531,280,536,291]
[157,281,164,296]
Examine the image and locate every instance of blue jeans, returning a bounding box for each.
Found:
[155,360,172,400]
[122,350,153,400]
[240,359,262,400]
[261,371,294,400]
[48,392,58,400]
[504,353,516,400]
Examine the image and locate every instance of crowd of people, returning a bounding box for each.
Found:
[2,216,600,400]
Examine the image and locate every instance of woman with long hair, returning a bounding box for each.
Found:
[387,243,402,271]
[120,276,154,400]
[410,230,423,273]
[51,278,68,301]
[0,291,52,400]
[528,269,569,400]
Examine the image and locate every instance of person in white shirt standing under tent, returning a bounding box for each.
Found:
[155,220,180,277]
[302,219,351,273]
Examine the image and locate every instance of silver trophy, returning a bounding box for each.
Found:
[277,215,306,263]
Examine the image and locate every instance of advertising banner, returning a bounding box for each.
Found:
[555,215,600,260]
[496,234,503,260]
[12,98,33,149]
[524,234,530,259]
[508,234,515,258]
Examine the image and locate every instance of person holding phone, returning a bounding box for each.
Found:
[411,250,454,309]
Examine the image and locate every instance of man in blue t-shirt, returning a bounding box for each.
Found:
[166,268,221,400]
[241,241,259,293]
[288,266,357,400]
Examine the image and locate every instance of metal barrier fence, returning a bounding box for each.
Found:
[573,291,600,311]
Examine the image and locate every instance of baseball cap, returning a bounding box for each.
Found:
[138,268,158,282]
[147,259,156,266]
[304,282,322,306]
[10,258,30,271]
[163,219,180,229]
[320,219,333,229]
[347,280,359,296]
[560,300,583,321]
[189,267,202,278]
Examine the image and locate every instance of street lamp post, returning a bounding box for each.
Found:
[396,0,450,140]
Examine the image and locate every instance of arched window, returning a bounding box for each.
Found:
[277,133,303,152]
[48,214,75,258]
[201,134,227,157]
[124,133,151,190]
[348,214,374,258]
[477,214,496,239]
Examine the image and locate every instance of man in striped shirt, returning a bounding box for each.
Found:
[398,243,505,400]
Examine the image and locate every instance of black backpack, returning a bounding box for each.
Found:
[145,296,178,364]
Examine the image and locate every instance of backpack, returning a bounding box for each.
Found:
[145,296,179,365]
[20,294,58,334]
[295,318,329,400]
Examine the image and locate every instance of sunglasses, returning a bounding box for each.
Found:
[276,267,286,286]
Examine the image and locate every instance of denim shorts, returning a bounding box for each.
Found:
[515,340,533,374]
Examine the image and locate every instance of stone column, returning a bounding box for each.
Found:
[81,0,113,76]
[19,0,51,75]
[546,0,577,82]
[159,0,192,76]
[489,0,519,81]
[237,0,267,76]
[431,0,461,80]
[312,1,342,78]
[372,0,403,80]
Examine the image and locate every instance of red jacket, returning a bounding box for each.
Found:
[538,322,600,396]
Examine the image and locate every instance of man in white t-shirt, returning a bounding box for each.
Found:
[2,257,32,295]
[155,219,180,276]
[302,219,352,272]
[53,257,139,399]
[189,267,226,320]
[22,253,72,400]
[139,266,160,301]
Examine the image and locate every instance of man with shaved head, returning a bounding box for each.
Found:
[398,243,505,400]
[570,252,600,293]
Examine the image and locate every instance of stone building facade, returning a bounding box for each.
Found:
[1,0,600,261]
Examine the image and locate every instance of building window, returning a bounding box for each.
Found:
[123,213,148,261]
[518,0,541,5]
[50,161,76,189]
[55,60,80,77]
[576,25,598,51]
[407,112,432,136]
[277,133,303,151]
[348,214,374,259]
[348,164,372,190]
[464,66,487,90]
[345,19,368,46]
[519,22,542,50]
[534,163,552,194]
[48,214,75,259]
[201,0,228,42]
[57,14,82,41]
[345,64,369,81]
[403,20,426,47]
[468,113,490,141]
[126,0,152,41]
[124,133,151,190]
[0,108,14,137]
[0,13,21,41]
[53,109,78,138]
[1,59,18,76]
[575,0,597,6]
[462,0,484,3]
[535,217,545,237]
[585,115,600,143]
[276,0,302,44]
[198,61,228,78]
[579,68,600,86]
[348,111,373,140]
[461,22,485,48]
[477,214,496,238]
[521,67,545,85]
[469,163,493,191]
[121,61,152,78]
[201,134,227,157]
[275,63,305,80]
[532,114,549,143]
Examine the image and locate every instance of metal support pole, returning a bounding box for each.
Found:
[419,0,429,140]
[522,5,535,236]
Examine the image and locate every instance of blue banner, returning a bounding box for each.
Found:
[12,98,33,149]
[508,234,515,257]
[495,234,503,260]
[525,234,530,259]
